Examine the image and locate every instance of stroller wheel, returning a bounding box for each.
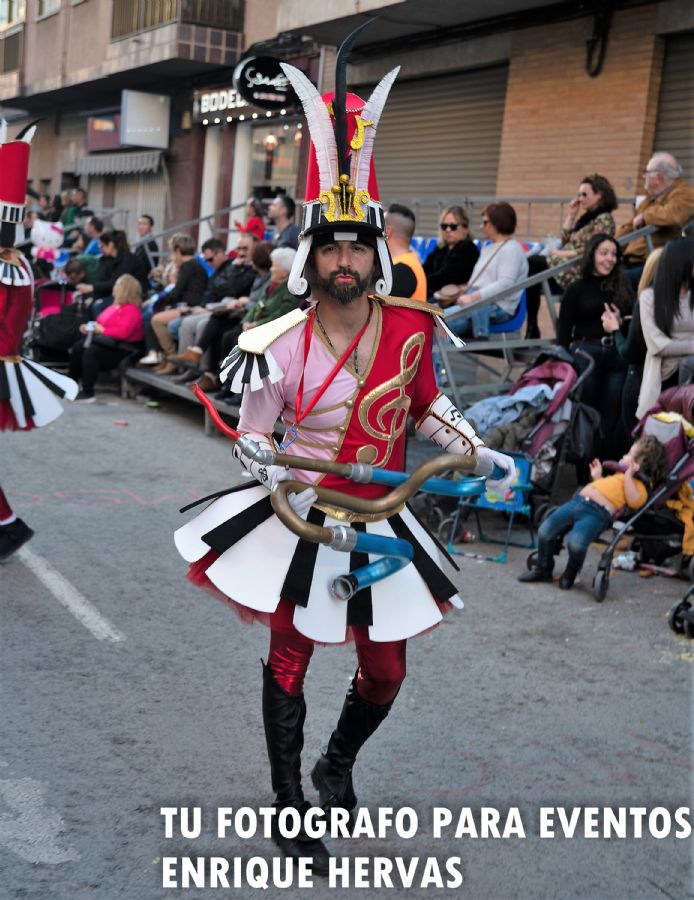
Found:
[685,556,694,583]
[592,568,609,603]
[668,598,691,635]
[526,551,538,570]
[438,516,462,546]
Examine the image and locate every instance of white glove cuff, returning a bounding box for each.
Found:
[233,431,287,488]
[415,394,484,454]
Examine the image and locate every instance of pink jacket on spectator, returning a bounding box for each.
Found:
[97,303,144,342]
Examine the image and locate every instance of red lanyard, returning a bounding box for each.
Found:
[280,304,371,450]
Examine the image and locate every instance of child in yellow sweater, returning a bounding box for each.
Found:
[519,435,668,589]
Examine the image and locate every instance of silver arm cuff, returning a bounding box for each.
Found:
[416,394,484,454]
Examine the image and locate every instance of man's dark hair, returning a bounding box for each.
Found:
[140,214,154,227]
[65,258,86,278]
[88,216,103,233]
[387,203,415,223]
[100,229,130,256]
[277,194,295,219]
[201,238,225,254]
[74,187,87,201]
[252,240,274,271]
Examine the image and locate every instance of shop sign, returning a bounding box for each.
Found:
[192,88,249,122]
[233,56,299,111]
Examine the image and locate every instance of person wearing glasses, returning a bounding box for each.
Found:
[617,152,694,281]
[525,174,617,338]
[423,204,479,299]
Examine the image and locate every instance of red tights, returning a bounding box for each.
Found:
[268,623,406,706]
[0,486,13,521]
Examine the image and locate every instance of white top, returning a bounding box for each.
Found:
[469,239,529,314]
[637,287,694,417]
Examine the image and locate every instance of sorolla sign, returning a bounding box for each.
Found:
[233,56,299,111]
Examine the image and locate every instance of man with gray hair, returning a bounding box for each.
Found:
[619,151,694,268]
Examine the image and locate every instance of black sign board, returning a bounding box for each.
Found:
[233,56,299,111]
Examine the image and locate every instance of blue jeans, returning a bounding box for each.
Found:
[448,303,513,338]
[538,495,612,572]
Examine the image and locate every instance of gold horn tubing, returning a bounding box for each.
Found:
[270,452,480,539]
[271,452,358,478]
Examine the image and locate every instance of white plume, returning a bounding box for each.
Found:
[280,62,336,192]
[20,125,36,145]
[352,67,399,191]
[0,119,6,145]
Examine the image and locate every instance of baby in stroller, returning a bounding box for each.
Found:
[519,436,668,589]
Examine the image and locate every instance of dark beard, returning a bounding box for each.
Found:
[306,262,374,305]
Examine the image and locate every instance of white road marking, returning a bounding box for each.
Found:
[0,773,80,864]
[16,546,125,644]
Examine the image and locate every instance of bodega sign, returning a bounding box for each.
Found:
[233,56,299,111]
[192,88,249,123]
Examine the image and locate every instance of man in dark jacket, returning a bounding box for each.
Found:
[134,214,159,276]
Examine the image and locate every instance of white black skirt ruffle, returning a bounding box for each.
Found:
[0,358,78,431]
[175,483,463,644]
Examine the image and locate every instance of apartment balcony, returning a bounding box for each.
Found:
[7,0,244,114]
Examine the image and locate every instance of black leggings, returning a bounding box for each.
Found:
[199,312,244,370]
[68,338,133,392]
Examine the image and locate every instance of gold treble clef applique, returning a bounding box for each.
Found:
[356,333,425,466]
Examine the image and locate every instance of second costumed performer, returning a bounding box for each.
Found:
[1,121,78,561]
[175,31,515,875]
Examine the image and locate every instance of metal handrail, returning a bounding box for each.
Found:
[441,224,657,326]
[130,202,249,249]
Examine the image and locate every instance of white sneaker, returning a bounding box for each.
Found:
[139,350,163,366]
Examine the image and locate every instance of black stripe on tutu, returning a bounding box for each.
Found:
[21,360,67,399]
[389,512,459,603]
[14,365,36,421]
[257,353,269,381]
[0,364,9,402]
[347,520,373,626]
[406,501,460,572]
[280,506,327,608]
[201,494,274,554]
[179,479,258,514]
[225,353,244,382]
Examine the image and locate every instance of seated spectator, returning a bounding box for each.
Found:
[63,187,93,228]
[601,248,662,436]
[557,234,634,458]
[83,217,104,256]
[182,241,274,392]
[445,202,528,337]
[525,174,617,338]
[196,246,296,393]
[618,153,694,282]
[68,274,145,402]
[424,205,479,298]
[635,237,694,417]
[168,234,258,383]
[74,229,148,317]
[150,233,208,375]
[268,193,300,249]
[385,203,427,300]
[519,436,667,589]
[235,195,266,242]
[70,228,88,255]
[138,261,179,365]
[134,214,159,277]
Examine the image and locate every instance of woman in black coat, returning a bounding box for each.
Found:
[424,204,479,300]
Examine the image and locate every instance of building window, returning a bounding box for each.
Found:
[37,0,60,17]
[0,0,25,28]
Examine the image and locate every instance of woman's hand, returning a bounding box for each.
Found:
[94,323,105,335]
[457,290,480,306]
[79,324,88,335]
[601,303,621,334]
[76,283,92,294]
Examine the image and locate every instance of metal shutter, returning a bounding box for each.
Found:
[363,65,508,235]
[654,32,694,180]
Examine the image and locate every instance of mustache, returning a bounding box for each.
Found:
[329,267,360,280]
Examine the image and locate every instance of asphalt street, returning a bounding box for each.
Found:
[1,391,692,900]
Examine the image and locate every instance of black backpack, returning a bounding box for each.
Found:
[565,402,602,463]
[37,306,82,350]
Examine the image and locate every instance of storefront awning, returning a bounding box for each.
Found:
[76,150,162,176]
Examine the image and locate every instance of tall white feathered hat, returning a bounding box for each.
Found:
[280,23,399,296]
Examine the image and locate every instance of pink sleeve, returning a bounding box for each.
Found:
[98,305,144,341]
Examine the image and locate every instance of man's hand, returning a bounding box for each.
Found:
[633,213,645,228]
[272,470,317,519]
[476,447,516,493]
[76,283,93,294]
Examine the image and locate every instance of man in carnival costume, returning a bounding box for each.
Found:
[175,26,515,874]
[0,121,78,561]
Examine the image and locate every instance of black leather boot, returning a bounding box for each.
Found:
[559,562,580,590]
[518,544,554,583]
[0,518,34,562]
[261,663,330,877]
[311,673,392,813]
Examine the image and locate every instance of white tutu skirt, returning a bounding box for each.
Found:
[175,483,463,644]
[0,358,78,431]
